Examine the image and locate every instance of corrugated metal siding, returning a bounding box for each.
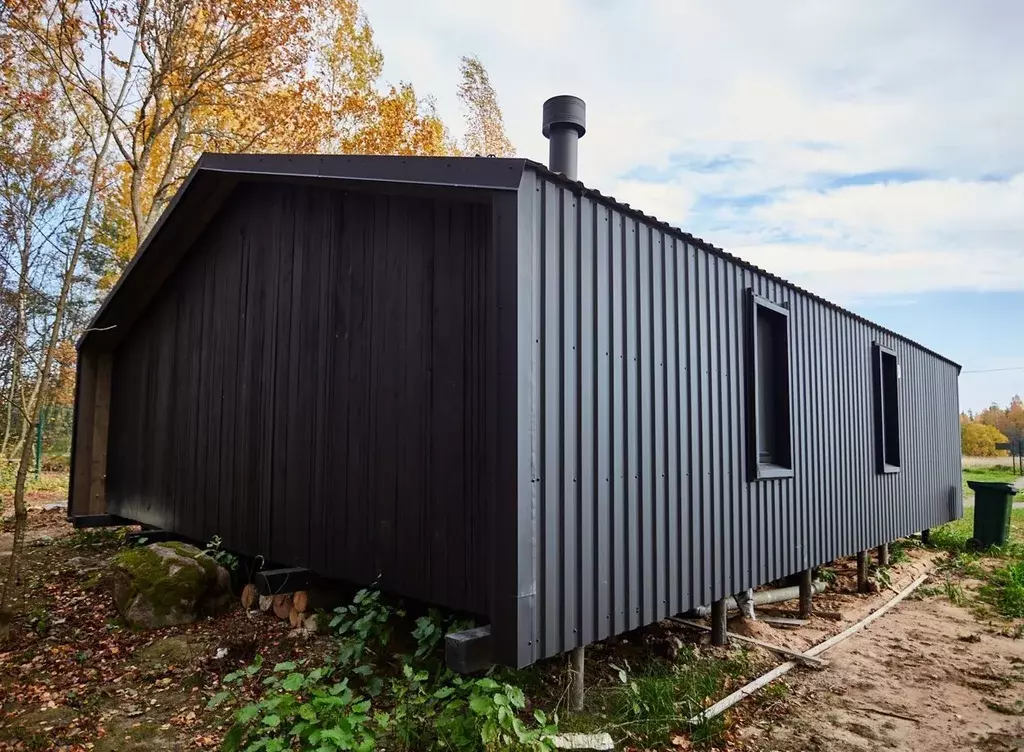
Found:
[516,169,961,664]
[106,181,495,616]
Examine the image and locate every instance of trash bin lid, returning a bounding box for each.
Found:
[966,480,1017,494]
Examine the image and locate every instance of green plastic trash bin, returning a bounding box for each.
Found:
[967,480,1016,548]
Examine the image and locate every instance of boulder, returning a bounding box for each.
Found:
[111,542,233,628]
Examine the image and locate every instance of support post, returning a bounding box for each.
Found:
[856,550,869,593]
[798,568,813,618]
[876,542,890,567]
[569,647,585,711]
[710,598,728,646]
[921,528,931,545]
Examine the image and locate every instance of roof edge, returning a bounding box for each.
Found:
[524,161,961,372]
[79,154,529,350]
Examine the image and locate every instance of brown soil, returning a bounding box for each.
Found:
[0,511,333,751]
[0,508,74,557]
[733,552,1024,751]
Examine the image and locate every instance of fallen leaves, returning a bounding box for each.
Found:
[0,511,318,749]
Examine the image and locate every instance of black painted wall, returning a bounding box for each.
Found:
[107,181,494,616]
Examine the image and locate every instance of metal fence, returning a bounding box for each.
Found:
[35,405,73,477]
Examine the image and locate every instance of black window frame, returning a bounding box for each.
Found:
[747,291,794,481]
[873,342,901,474]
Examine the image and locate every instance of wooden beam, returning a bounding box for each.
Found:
[671,618,828,667]
[71,514,134,529]
[70,350,98,516]
[88,353,112,515]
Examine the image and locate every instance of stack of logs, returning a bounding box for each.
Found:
[241,583,322,632]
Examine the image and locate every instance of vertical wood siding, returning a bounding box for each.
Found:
[106,182,494,616]
[514,170,961,664]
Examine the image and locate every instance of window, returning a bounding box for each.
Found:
[748,292,793,480]
[873,343,901,473]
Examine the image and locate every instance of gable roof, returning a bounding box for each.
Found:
[80,154,527,350]
[80,153,959,370]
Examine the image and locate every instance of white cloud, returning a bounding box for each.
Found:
[363,0,1024,298]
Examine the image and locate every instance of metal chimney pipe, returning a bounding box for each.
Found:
[542,95,586,181]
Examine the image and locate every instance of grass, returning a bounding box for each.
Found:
[556,642,760,749]
[0,468,69,504]
[929,504,1024,619]
[981,560,1024,618]
[962,465,1024,499]
[929,507,1024,556]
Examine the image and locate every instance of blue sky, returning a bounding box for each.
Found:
[364,0,1024,412]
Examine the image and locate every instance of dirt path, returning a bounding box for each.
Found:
[739,588,1024,751]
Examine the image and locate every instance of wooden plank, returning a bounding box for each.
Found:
[671,617,827,667]
[71,349,98,516]
[72,514,133,529]
[88,353,112,515]
[758,616,809,628]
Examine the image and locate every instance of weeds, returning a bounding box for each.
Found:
[214,657,380,752]
[68,527,126,549]
[761,681,789,702]
[943,578,967,607]
[601,646,753,747]
[202,534,239,573]
[980,560,1024,618]
[26,605,51,635]
[938,552,986,579]
[888,540,912,564]
[214,589,557,751]
[330,587,399,695]
[815,567,837,584]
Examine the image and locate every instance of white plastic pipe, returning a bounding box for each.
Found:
[688,581,827,617]
[688,573,929,726]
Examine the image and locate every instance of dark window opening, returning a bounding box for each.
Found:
[874,344,901,473]
[748,293,793,480]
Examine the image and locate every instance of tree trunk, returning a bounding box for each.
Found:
[272,594,293,620]
[241,583,257,610]
[0,419,34,635]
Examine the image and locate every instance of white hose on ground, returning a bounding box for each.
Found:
[688,573,930,726]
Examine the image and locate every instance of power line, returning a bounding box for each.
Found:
[961,366,1024,374]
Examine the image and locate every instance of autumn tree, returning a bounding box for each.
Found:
[457,54,514,157]
[1,0,138,632]
[961,422,1009,457]
[978,395,1024,445]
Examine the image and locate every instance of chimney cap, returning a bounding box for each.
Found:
[542,95,586,139]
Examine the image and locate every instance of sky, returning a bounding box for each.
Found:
[365,0,1024,412]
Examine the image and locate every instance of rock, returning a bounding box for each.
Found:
[43,502,67,511]
[111,542,232,629]
[304,614,326,634]
[552,732,615,750]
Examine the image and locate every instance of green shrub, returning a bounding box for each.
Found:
[214,657,381,752]
[213,588,558,752]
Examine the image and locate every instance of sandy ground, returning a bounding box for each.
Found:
[736,554,1024,751]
